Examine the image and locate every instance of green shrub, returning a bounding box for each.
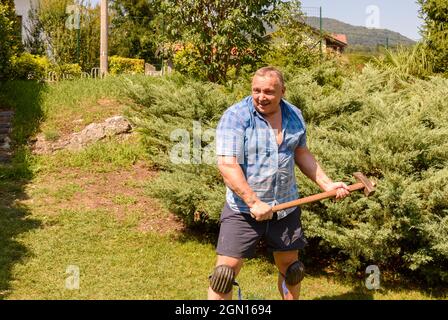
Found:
[44,63,83,81]
[312,61,345,89]
[287,65,448,284]
[418,0,448,73]
[122,74,234,225]
[172,44,207,81]
[347,53,377,70]
[372,44,434,80]
[0,2,20,79]
[109,55,145,75]
[10,53,50,80]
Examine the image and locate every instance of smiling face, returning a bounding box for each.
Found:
[251,73,285,117]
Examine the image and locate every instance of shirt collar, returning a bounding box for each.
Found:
[247,96,289,128]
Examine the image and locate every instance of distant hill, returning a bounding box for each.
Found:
[304,16,416,50]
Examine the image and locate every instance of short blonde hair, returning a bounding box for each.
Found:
[254,66,285,89]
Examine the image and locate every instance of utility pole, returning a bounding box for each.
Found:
[100,0,108,77]
[319,6,323,60]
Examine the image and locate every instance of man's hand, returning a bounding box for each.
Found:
[249,200,273,221]
[321,181,350,200]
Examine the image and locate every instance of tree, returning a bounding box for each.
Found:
[109,0,161,66]
[161,0,286,83]
[418,0,448,73]
[24,1,46,55]
[34,0,100,71]
[0,0,20,79]
[263,0,320,69]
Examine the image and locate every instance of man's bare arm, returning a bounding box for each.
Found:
[294,147,350,198]
[217,156,273,220]
[217,156,259,207]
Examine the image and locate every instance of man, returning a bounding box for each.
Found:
[209,67,350,300]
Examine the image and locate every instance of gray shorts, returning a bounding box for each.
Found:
[216,203,308,259]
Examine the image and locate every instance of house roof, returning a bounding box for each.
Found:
[331,34,348,45]
[324,33,348,48]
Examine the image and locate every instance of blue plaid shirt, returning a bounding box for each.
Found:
[216,96,307,217]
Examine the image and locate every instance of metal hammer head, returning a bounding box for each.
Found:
[353,172,376,196]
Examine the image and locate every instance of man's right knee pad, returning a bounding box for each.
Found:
[285,261,305,286]
[209,265,235,294]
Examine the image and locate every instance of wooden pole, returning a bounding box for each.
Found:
[100,0,108,77]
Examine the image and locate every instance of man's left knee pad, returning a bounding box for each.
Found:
[285,261,305,286]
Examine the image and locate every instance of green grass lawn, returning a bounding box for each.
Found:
[0,77,445,300]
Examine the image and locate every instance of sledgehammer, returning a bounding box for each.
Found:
[272,172,376,212]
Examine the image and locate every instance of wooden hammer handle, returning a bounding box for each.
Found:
[272,182,365,212]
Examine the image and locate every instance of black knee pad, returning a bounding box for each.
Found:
[209,265,235,294]
[285,261,305,286]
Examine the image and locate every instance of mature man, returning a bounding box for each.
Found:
[209,67,349,300]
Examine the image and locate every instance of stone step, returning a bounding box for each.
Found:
[0,116,13,122]
[0,123,12,129]
[0,111,14,117]
[0,134,5,143]
[0,127,11,134]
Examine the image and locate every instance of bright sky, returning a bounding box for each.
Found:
[300,0,423,41]
[89,0,423,41]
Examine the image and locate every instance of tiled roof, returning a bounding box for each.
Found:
[331,34,348,45]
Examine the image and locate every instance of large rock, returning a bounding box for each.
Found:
[67,116,132,151]
[32,116,133,154]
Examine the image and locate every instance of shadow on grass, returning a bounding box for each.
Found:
[0,80,45,299]
[314,286,375,300]
[173,223,220,247]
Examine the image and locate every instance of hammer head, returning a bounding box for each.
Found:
[353,172,376,196]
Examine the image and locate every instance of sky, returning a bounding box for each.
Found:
[300,0,423,41]
[90,0,423,41]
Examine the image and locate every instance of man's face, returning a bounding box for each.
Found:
[251,74,285,116]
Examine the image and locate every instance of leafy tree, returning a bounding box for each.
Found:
[24,1,46,55]
[263,0,320,69]
[0,0,21,79]
[418,0,448,73]
[110,0,161,66]
[33,0,100,71]
[161,0,287,83]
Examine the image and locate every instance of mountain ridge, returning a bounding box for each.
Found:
[305,16,416,49]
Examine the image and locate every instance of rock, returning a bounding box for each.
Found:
[104,116,132,135]
[32,115,133,154]
[0,111,14,117]
[67,123,106,150]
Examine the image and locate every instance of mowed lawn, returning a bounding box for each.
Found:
[0,78,444,300]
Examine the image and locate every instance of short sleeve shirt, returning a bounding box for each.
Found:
[216,96,307,216]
